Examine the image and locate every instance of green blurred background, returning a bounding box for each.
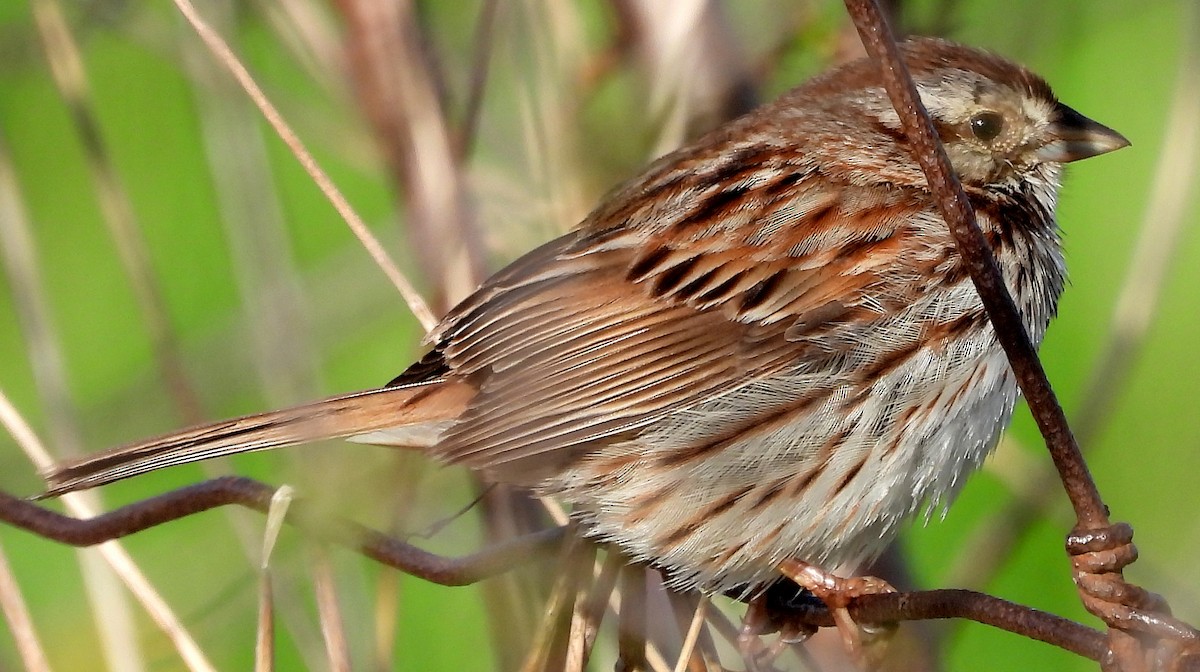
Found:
[0,0,1197,670]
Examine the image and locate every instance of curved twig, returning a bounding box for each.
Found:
[841,0,1200,666]
[766,588,1108,661]
[0,479,1164,663]
[843,0,1106,528]
[0,477,564,586]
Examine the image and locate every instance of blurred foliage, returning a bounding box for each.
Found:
[0,1,1197,670]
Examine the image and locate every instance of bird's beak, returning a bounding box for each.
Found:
[1036,102,1130,163]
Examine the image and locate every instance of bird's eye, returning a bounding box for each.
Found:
[969,111,1005,142]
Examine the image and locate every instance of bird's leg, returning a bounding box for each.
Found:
[738,586,817,672]
[737,594,777,672]
[777,559,896,666]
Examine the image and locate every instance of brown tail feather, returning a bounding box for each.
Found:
[42,381,474,497]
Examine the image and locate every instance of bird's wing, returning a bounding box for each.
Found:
[424,171,932,485]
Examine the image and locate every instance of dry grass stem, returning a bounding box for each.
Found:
[312,546,352,672]
[264,0,344,96]
[171,0,437,331]
[845,0,1200,664]
[3,2,1194,669]
[0,139,156,672]
[0,388,216,672]
[255,575,275,672]
[371,564,400,672]
[577,552,624,664]
[457,0,502,160]
[0,120,82,459]
[673,595,709,672]
[517,0,591,236]
[0,541,52,672]
[1073,3,1200,445]
[518,536,590,672]
[183,0,323,407]
[336,0,486,307]
[618,566,649,672]
[31,0,204,422]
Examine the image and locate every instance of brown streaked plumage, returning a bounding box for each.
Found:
[43,38,1128,594]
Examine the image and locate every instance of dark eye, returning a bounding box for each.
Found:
[969,111,1005,142]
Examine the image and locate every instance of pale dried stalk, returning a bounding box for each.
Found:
[256,576,276,672]
[180,13,346,660]
[171,0,437,332]
[1073,3,1200,445]
[0,140,169,672]
[30,0,204,422]
[0,542,52,672]
[267,0,345,96]
[563,569,594,672]
[183,0,323,407]
[255,486,293,672]
[312,546,352,672]
[0,389,216,672]
[518,536,589,672]
[517,0,591,236]
[178,15,338,666]
[336,0,486,308]
[637,0,710,155]
[575,552,624,667]
[672,596,709,672]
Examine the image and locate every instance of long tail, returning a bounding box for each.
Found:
[42,381,474,497]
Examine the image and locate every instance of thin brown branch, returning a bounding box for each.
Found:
[949,4,1200,593]
[841,0,1200,666]
[2,477,566,586]
[0,194,210,670]
[842,0,1107,529]
[10,473,1192,664]
[768,588,1107,661]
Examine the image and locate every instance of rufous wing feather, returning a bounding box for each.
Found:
[42,380,474,497]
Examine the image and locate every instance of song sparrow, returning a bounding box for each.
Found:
[46,38,1127,595]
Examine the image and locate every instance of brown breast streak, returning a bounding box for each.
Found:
[656,483,758,551]
[858,340,923,383]
[654,391,829,468]
[832,455,870,496]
